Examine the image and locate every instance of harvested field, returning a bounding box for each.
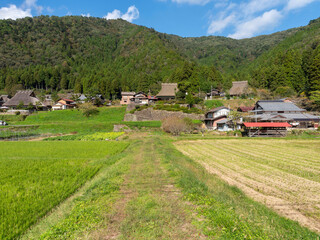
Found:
[174,139,320,233]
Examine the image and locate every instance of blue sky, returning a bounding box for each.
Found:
[0,0,319,39]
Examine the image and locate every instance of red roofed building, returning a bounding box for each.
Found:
[243,122,291,137]
[237,106,254,112]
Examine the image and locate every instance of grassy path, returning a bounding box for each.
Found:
[21,137,319,239]
[96,138,205,239]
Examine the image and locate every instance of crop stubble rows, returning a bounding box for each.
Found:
[174,139,320,233]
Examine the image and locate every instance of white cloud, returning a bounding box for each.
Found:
[228,9,283,39]
[46,7,54,13]
[207,0,317,39]
[22,0,43,15]
[241,0,284,16]
[105,9,121,20]
[81,13,91,17]
[285,0,316,11]
[104,5,139,23]
[172,0,211,5]
[0,4,32,20]
[208,14,235,34]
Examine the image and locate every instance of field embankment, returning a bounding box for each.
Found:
[174,139,320,233]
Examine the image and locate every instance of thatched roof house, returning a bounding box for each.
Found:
[229,81,249,96]
[156,83,178,100]
[3,90,43,108]
[0,95,10,107]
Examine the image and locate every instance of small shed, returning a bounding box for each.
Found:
[243,122,291,137]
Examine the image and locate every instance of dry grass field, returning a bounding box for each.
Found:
[174,139,320,233]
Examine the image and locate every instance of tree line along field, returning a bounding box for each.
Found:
[174,139,320,233]
[0,141,128,240]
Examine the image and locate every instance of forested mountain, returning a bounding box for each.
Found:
[0,15,319,99]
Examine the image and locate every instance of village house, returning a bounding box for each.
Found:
[41,94,54,108]
[156,83,178,100]
[77,94,105,104]
[3,90,44,109]
[120,92,135,105]
[252,100,320,128]
[130,92,149,105]
[229,81,249,97]
[52,98,76,111]
[205,89,224,100]
[204,106,230,130]
[147,95,158,104]
[0,95,10,107]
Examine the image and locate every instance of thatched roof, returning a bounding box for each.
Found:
[3,90,43,107]
[156,83,178,97]
[229,81,248,96]
[0,95,10,102]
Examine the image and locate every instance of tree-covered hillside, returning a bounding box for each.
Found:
[0,15,320,100]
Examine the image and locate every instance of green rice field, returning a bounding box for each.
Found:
[0,141,128,239]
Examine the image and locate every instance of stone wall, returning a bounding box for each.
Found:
[124,108,204,121]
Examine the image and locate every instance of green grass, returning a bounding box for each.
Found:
[0,141,129,240]
[44,132,125,141]
[123,121,162,129]
[21,107,126,134]
[0,114,27,123]
[204,99,224,109]
[34,147,132,240]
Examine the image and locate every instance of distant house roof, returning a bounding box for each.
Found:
[156,83,178,97]
[207,106,229,113]
[61,98,74,102]
[3,90,43,107]
[206,89,220,96]
[244,122,291,128]
[148,96,158,100]
[256,100,306,112]
[0,95,10,102]
[121,92,136,96]
[79,94,87,101]
[229,81,248,96]
[238,106,254,112]
[216,118,230,124]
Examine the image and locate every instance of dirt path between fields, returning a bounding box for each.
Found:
[90,138,206,240]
